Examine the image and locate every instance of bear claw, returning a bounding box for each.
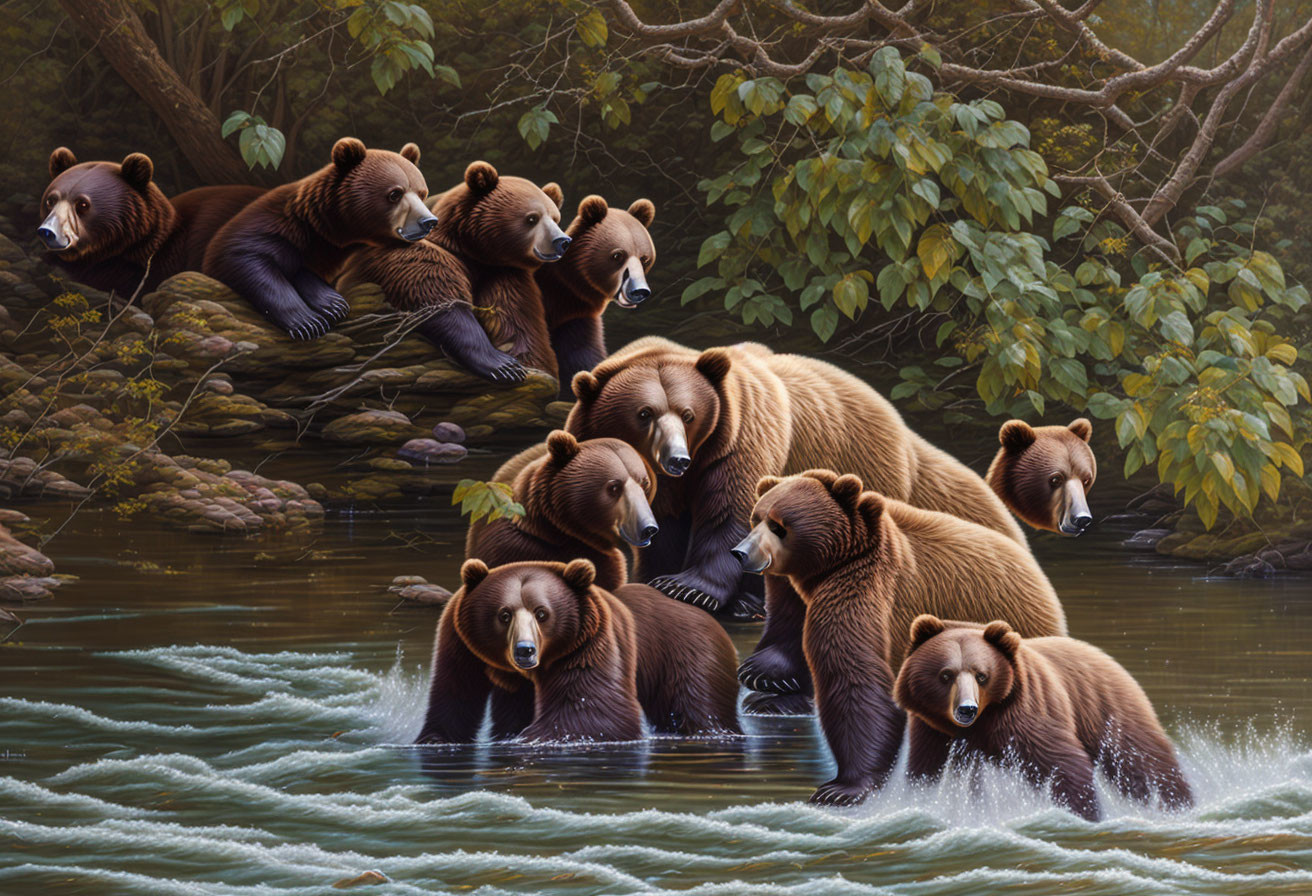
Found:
[650,577,723,614]
[810,779,871,806]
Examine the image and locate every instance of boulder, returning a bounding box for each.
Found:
[396,438,466,465]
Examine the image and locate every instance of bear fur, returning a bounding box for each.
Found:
[986,418,1097,535]
[339,161,566,383]
[534,195,657,391]
[38,147,263,296]
[894,615,1193,821]
[561,336,1028,711]
[734,470,1066,805]
[204,138,434,340]
[416,559,740,743]
[467,430,658,592]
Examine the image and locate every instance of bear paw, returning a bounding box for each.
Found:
[303,289,350,323]
[459,346,527,384]
[810,778,872,807]
[742,690,814,716]
[737,646,812,695]
[270,306,332,341]
[649,571,730,614]
[725,589,765,621]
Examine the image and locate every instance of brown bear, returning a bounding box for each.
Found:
[467,430,658,592]
[534,195,657,392]
[894,615,1193,821]
[562,336,1027,710]
[986,418,1097,535]
[38,147,263,296]
[339,161,565,383]
[732,470,1066,805]
[416,559,740,744]
[204,138,435,341]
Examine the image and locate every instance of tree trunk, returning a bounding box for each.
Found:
[57,0,256,185]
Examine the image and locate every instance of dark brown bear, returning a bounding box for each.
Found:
[733,470,1065,805]
[340,161,566,382]
[986,418,1097,535]
[417,559,740,743]
[204,138,435,340]
[467,430,658,592]
[534,195,656,390]
[38,147,262,296]
[894,615,1193,821]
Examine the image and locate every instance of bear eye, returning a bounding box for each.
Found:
[46,195,57,208]
[681,409,694,423]
[641,478,651,491]
[606,479,622,497]
[612,250,625,264]
[976,672,989,685]
[1049,474,1063,488]
[766,519,786,539]
[640,256,651,268]
[76,198,90,213]
[534,607,549,622]
[387,188,403,203]
[637,408,652,422]
[526,213,539,226]
[497,609,511,624]
[939,670,953,684]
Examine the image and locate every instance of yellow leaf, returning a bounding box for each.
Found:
[917,225,952,280]
[1260,463,1281,502]
[1267,342,1298,365]
[1272,442,1305,477]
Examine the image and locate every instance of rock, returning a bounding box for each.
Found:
[0,523,53,576]
[387,575,453,606]
[389,575,430,588]
[0,509,30,526]
[1123,528,1171,551]
[0,574,58,602]
[1221,555,1276,578]
[1285,547,1312,571]
[322,409,425,445]
[0,606,18,627]
[332,870,390,889]
[396,438,467,465]
[431,421,465,444]
[1256,548,1286,569]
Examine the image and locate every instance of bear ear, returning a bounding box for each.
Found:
[1068,417,1093,442]
[578,194,608,226]
[627,198,655,227]
[755,475,783,498]
[546,430,580,465]
[460,558,490,590]
[571,370,602,403]
[830,473,864,512]
[856,492,885,529]
[119,153,154,192]
[399,143,421,165]
[49,147,77,178]
[983,620,1022,659]
[541,182,564,209]
[908,614,947,653]
[332,137,368,172]
[464,160,499,193]
[695,348,732,387]
[562,558,596,592]
[799,468,838,488]
[998,419,1037,453]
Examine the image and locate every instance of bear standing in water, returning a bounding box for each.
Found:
[204,138,435,340]
[38,147,262,296]
[987,418,1097,535]
[894,615,1193,821]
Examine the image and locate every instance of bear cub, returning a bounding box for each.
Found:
[894,615,1193,821]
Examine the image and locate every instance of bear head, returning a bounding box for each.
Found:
[431,160,568,269]
[562,195,657,308]
[305,138,434,248]
[567,346,730,478]
[985,418,1096,535]
[893,615,1021,734]
[452,559,602,675]
[733,469,889,581]
[38,147,177,263]
[534,431,659,548]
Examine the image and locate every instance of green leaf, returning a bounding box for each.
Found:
[697,232,731,268]
[517,106,558,150]
[811,304,838,342]
[576,9,608,46]
[221,110,251,138]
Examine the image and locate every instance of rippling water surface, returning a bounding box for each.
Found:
[2,474,1311,895]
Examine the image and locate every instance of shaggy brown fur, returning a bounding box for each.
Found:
[535,195,657,389]
[467,431,658,592]
[986,418,1098,535]
[894,616,1193,821]
[738,470,1066,805]
[417,559,739,744]
[204,138,431,340]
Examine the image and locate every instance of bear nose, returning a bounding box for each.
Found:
[552,234,571,256]
[512,641,537,668]
[417,214,438,234]
[37,225,63,248]
[730,548,748,567]
[954,702,978,725]
[639,524,659,543]
[627,284,651,303]
[1073,513,1093,531]
[663,454,691,476]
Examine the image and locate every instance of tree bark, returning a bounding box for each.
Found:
[57,0,256,185]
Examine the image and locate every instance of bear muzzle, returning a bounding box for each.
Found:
[1058,478,1093,536]
[395,193,438,242]
[614,259,650,309]
[38,205,74,252]
[533,218,571,262]
[950,675,980,727]
[507,608,541,670]
[615,479,659,547]
[652,415,691,476]
[731,527,773,574]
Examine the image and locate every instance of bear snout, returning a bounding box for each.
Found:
[615,262,650,308]
[512,640,538,669]
[953,701,978,726]
[38,208,73,251]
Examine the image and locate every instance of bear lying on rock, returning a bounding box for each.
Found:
[894,615,1193,821]
[417,559,740,744]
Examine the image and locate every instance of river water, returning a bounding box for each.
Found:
[2,447,1311,895]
